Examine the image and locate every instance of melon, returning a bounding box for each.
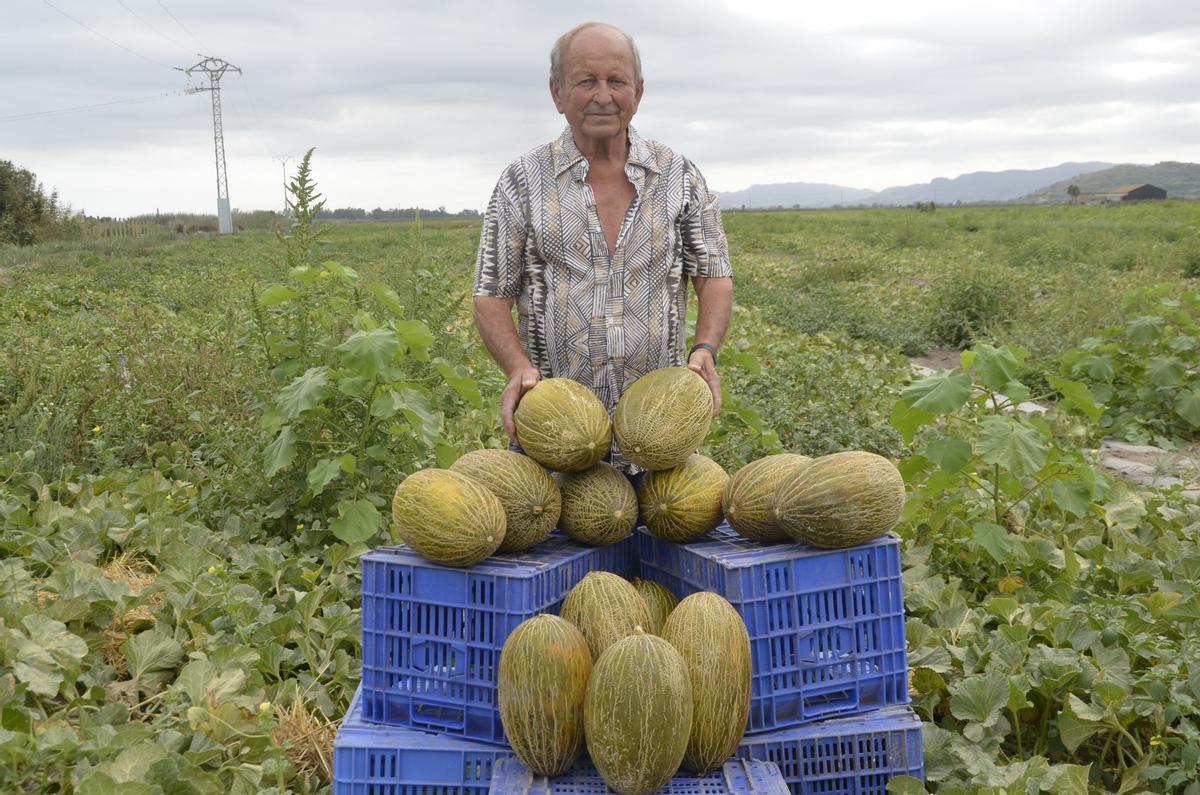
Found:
[391,469,505,566]
[661,592,751,775]
[498,614,592,776]
[584,630,693,795]
[774,450,905,549]
[555,464,638,546]
[514,378,611,472]
[559,571,653,660]
[631,578,677,635]
[613,367,713,471]
[639,454,728,543]
[722,454,812,543]
[450,449,560,552]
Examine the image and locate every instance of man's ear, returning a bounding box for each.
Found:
[549,78,565,114]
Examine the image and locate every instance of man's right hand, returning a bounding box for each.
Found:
[500,366,541,443]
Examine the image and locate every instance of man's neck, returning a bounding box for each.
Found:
[573,128,630,167]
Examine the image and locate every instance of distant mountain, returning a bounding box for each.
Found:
[871,162,1114,205]
[716,162,1116,209]
[716,182,876,209]
[1020,161,1200,202]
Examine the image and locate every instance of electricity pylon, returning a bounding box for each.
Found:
[177,56,241,234]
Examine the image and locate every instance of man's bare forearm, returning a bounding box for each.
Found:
[692,276,733,351]
[473,295,535,377]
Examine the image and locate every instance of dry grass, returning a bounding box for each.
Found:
[273,698,338,785]
[100,552,162,676]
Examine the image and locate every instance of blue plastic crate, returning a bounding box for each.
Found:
[737,706,924,795]
[491,756,790,794]
[637,524,908,733]
[333,685,513,795]
[361,532,635,742]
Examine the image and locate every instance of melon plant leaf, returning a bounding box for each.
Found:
[102,743,168,784]
[890,400,936,443]
[257,284,299,307]
[276,367,330,420]
[335,329,400,376]
[11,615,88,698]
[1046,375,1103,421]
[1175,387,1200,427]
[885,777,929,795]
[434,358,483,409]
[397,388,441,450]
[306,458,342,498]
[1050,478,1092,518]
[1044,764,1091,795]
[902,371,972,415]
[977,416,1046,479]
[1146,356,1185,387]
[263,426,297,477]
[395,319,434,361]
[1057,694,1103,752]
[367,282,405,316]
[1074,354,1114,383]
[973,522,1022,565]
[924,437,973,474]
[948,670,1009,728]
[330,498,381,544]
[974,344,1021,392]
[122,629,183,681]
[1126,315,1163,344]
[1104,491,1146,531]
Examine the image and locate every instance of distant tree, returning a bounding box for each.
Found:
[1067,184,1081,202]
[0,159,65,245]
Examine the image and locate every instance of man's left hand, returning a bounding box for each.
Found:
[687,348,722,416]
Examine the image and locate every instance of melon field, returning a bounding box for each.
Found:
[1,195,1200,794]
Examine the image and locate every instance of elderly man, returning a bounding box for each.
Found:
[473,21,733,472]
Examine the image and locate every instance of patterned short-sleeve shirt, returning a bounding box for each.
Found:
[474,125,733,426]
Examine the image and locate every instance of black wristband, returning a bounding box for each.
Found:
[689,342,718,366]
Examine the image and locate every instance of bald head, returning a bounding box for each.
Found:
[550,22,642,88]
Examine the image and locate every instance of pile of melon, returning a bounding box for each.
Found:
[390,365,905,565]
[499,572,752,792]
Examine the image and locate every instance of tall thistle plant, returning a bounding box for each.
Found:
[251,149,460,544]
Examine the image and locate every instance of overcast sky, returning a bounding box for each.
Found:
[3,0,1199,216]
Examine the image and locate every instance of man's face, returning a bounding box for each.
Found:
[550,26,643,148]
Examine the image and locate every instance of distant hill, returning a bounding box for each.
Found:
[716,182,876,209]
[1020,161,1200,202]
[716,162,1115,209]
[872,162,1114,205]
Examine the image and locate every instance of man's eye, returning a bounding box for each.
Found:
[611,79,625,86]
[579,79,595,87]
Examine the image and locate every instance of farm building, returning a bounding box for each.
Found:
[1080,184,1167,204]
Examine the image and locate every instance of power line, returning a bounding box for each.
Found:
[116,0,195,55]
[41,0,174,70]
[0,91,184,123]
[156,0,207,51]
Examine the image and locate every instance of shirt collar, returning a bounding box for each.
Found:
[553,125,658,178]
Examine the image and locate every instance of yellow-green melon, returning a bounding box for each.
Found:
[722,454,813,543]
[631,578,678,635]
[640,454,728,543]
[555,464,638,546]
[613,367,713,471]
[585,630,692,795]
[514,378,611,472]
[559,571,653,660]
[774,451,905,549]
[391,469,505,566]
[498,614,592,776]
[661,592,751,775]
[451,449,560,552]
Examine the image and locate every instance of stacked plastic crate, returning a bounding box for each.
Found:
[637,523,925,794]
[333,532,636,794]
[332,520,924,794]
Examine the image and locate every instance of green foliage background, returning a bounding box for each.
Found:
[1,190,1199,793]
